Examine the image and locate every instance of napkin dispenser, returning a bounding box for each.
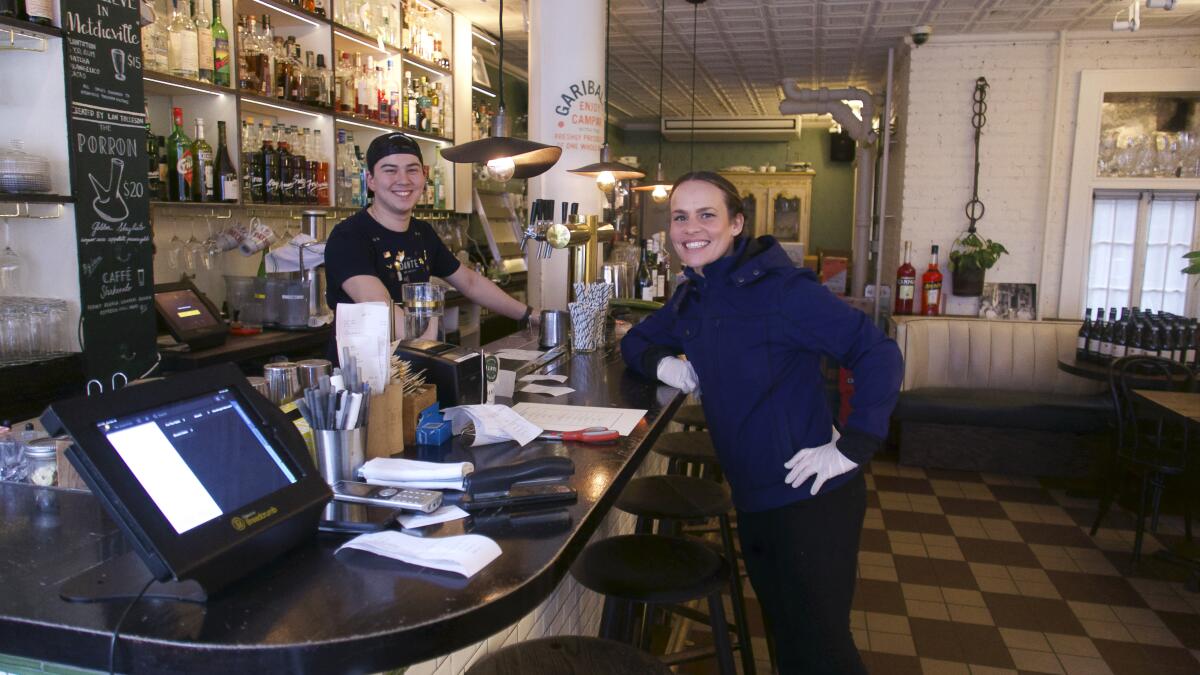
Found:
[395,339,483,409]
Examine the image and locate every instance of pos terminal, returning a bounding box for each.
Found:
[41,363,331,601]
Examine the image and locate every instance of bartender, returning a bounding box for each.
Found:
[324,133,535,351]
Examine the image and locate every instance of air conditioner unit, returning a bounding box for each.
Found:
[661,116,801,142]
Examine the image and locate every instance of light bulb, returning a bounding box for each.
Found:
[485,156,515,182]
[596,171,616,193]
[651,184,669,203]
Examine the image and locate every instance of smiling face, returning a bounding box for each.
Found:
[669,179,745,275]
[367,153,425,218]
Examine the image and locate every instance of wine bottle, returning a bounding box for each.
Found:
[167,107,193,201]
[191,117,214,201]
[214,120,238,203]
[0,0,22,19]
[195,0,214,83]
[895,240,916,315]
[637,241,654,302]
[211,0,230,87]
[920,245,942,316]
[1097,308,1114,362]
[261,123,279,204]
[156,135,169,201]
[1111,312,1128,360]
[1076,308,1092,361]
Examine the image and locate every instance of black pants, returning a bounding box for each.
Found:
[737,471,868,675]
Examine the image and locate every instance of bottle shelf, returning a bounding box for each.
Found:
[471,82,496,98]
[0,193,73,204]
[239,91,335,117]
[0,15,62,41]
[402,53,450,79]
[332,113,451,143]
[332,23,401,56]
[238,0,331,29]
[144,70,237,97]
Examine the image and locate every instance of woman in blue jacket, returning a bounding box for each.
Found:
[621,172,903,674]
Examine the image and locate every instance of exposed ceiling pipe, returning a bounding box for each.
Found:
[779,83,879,297]
[874,48,896,324]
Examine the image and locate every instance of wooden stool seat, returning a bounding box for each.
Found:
[652,431,717,463]
[616,475,732,521]
[571,534,727,605]
[674,404,708,430]
[465,635,674,675]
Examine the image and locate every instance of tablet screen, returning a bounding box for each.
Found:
[98,389,298,534]
[155,289,221,334]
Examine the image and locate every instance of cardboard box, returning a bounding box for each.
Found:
[401,384,438,447]
[366,382,406,460]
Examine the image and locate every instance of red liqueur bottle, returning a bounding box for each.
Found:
[921,244,943,316]
[894,240,915,315]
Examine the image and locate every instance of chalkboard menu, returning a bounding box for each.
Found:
[62,0,156,382]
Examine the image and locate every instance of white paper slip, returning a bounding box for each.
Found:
[337,531,501,577]
[511,402,648,437]
[442,404,542,447]
[494,370,516,398]
[359,457,474,482]
[397,505,469,529]
[494,349,545,361]
[366,477,466,491]
[336,301,393,393]
[519,384,575,397]
[519,374,569,383]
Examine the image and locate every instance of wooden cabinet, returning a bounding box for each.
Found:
[718,171,814,246]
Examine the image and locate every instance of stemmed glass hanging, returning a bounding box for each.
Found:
[0,217,21,294]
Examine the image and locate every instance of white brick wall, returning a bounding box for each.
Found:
[402,451,668,675]
[889,33,1200,318]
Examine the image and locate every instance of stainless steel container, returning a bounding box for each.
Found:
[262,362,301,405]
[314,427,365,485]
[246,376,269,398]
[539,310,568,349]
[296,359,332,390]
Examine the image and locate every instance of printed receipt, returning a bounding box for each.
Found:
[335,301,393,393]
[337,531,501,578]
[442,404,542,447]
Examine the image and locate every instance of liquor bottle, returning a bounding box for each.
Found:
[353,143,368,206]
[211,0,230,87]
[0,0,22,19]
[195,0,214,83]
[1187,320,1199,367]
[191,117,214,201]
[895,240,915,315]
[430,82,441,136]
[168,0,199,80]
[432,164,444,209]
[156,135,169,201]
[23,0,50,25]
[313,0,324,17]
[920,245,942,316]
[240,118,258,203]
[261,122,279,203]
[166,107,193,201]
[1076,307,1092,361]
[146,123,161,204]
[290,127,307,204]
[637,242,654,302]
[276,126,292,204]
[257,15,275,97]
[143,0,171,72]
[214,120,238,203]
[655,238,669,301]
[418,77,431,132]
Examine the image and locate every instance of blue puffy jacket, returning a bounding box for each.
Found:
[621,236,904,512]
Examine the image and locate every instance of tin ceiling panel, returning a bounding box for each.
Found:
[445,0,1200,121]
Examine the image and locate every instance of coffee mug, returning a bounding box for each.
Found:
[215,223,248,252]
[239,217,276,255]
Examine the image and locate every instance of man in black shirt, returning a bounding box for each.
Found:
[324,133,534,342]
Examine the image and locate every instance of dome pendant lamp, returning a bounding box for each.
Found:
[441,0,562,180]
[633,0,672,203]
[568,0,645,192]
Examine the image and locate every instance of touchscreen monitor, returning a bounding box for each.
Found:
[154,281,227,349]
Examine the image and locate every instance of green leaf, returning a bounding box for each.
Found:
[1184,250,1200,259]
[1182,262,1200,275]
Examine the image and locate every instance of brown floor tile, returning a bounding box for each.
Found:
[1014,523,1099,548]
[959,539,1042,568]
[883,511,955,536]
[1090,639,1149,675]
[867,491,882,509]
[853,578,908,615]
[894,554,942,586]
[932,559,981,590]
[865,651,924,674]
[909,617,966,662]
[926,467,985,483]
[875,475,936,495]
[955,623,1017,668]
[1139,643,1200,670]
[983,594,1085,635]
[1158,611,1200,650]
[989,486,1059,505]
[1044,572,1147,607]
[861,528,892,553]
[941,497,1011,519]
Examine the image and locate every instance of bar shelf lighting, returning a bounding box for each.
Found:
[144,76,227,97]
[250,0,320,27]
[242,96,325,118]
[335,30,392,56]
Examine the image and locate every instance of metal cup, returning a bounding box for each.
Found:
[262,362,301,405]
[246,375,269,399]
[296,359,332,390]
[539,310,568,349]
[314,427,366,485]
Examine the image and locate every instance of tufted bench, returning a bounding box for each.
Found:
[890,316,1109,477]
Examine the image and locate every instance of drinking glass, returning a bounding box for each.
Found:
[0,218,20,294]
[0,433,26,482]
[184,218,205,273]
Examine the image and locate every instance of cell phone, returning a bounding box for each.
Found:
[331,481,443,513]
[461,484,577,511]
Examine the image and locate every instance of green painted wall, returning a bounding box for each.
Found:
[608,125,856,253]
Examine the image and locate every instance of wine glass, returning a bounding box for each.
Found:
[0,218,20,294]
[184,218,204,274]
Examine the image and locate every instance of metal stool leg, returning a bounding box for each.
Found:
[719,514,756,675]
[706,591,737,675]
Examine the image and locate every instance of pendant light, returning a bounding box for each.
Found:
[441,0,562,180]
[568,0,645,192]
[632,0,671,203]
[687,0,703,172]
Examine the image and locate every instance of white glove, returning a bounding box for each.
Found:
[784,426,858,495]
[656,356,699,394]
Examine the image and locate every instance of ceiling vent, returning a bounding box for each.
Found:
[661,116,801,142]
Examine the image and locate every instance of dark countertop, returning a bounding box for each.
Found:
[159,327,333,371]
[0,334,683,673]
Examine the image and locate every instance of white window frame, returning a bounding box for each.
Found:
[1059,69,1200,319]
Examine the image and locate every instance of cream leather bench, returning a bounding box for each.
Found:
[890,316,1109,477]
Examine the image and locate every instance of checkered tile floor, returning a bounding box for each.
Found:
[671,454,1200,675]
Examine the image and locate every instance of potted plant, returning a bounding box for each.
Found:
[1183,250,1200,276]
[949,231,1008,296]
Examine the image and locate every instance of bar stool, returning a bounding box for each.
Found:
[652,430,722,480]
[673,403,707,431]
[570,534,737,675]
[465,636,674,675]
[616,474,756,675]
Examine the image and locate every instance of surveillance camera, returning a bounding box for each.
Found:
[910,25,932,46]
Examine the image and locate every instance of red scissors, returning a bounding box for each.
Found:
[538,427,620,443]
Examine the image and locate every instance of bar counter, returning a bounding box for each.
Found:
[0,332,683,673]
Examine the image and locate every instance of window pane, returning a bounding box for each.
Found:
[1111,243,1135,289]
[1162,291,1186,315]
[1143,245,1168,290]
[1092,200,1115,241]
[1114,200,1139,243]
[1088,195,1139,311]
[1171,201,1196,245]
[1139,199,1196,310]
[1088,243,1112,289]
[1147,201,1172,245]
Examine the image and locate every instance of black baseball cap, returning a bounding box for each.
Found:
[366,133,424,174]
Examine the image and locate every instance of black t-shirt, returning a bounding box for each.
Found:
[323,209,461,310]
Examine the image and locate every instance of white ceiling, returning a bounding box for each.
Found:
[444,0,1200,121]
